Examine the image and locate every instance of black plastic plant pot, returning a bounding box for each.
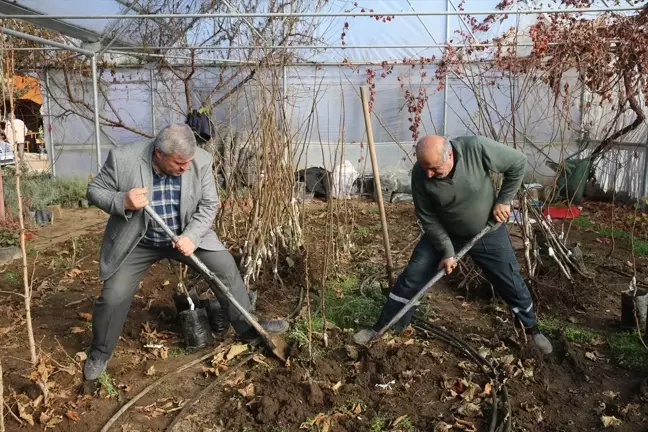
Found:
[201,298,230,335]
[621,290,648,333]
[179,307,214,351]
[172,288,201,313]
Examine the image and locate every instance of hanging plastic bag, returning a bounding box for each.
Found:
[330,160,359,199]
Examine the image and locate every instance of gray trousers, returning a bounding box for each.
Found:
[90,243,252,361]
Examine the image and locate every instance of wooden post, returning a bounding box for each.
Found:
[360,86,395,286]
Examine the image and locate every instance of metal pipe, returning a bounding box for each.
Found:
[6,6,642,19]
[449,0,478,41]
[150,68,156,135]
[44,69,56,177]
[108,41,564,50]
[0,27,95,55]
[443,0,450,135]
[107,49,450,66]
[91,55,102,172]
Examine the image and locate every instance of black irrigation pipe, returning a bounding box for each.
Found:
[411,316,512,432]
[164,352,256,432]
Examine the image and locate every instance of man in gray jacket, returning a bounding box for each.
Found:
[84,123,287,380]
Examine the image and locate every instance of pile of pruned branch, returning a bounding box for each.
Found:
[517,191,592,282]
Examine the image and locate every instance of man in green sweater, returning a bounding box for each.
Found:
[353,135,553,355]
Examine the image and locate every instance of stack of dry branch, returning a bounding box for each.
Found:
[517,191,591,281]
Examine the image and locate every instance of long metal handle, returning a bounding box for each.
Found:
[143,205,265,332]
[375,222,501,338]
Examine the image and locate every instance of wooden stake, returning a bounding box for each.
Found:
[360,86,395,286]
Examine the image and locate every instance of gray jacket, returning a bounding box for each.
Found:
[87,141,225,281]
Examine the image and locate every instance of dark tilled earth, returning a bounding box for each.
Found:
[1,201,648,431]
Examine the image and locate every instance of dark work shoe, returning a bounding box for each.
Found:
[237,319,289,342]
[260,319,289,334]
[532,332,553,355]
[83,357,107,381]
[529,326,553,355]
[353,329,378,345]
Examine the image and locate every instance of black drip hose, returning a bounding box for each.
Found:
[411,317,511,432]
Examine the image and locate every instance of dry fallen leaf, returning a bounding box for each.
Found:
[332,381,342,392]
[352,403,363,415]
[238,383,256,399]
[457,360,479,373]
[601,415,622,428]
[620,403,640,415]
[75,351,87,362]
[77,312,92,321]
[145,365,156,376]
[433,421,453,432]
[392,415,409,427]
[454,418,477,431]
[226,344,248,360]
[118,383,133,392]
[70,327,86,334]
[65,410,81,422]
[602,391,619,399]
[456,402,483,417]
[252,354,270,368]
[461,382,482,403]
[45,415,64,429]
[499,355,516,366]
[17,402,35,426]
[480,383,492,397]
[200,365,219,376]
[33,395,43,408]
[224,369,246,387]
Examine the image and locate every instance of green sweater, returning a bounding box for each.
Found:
[411,136,526,259]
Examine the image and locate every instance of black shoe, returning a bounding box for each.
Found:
[83,356,107,381]
[238,319,289,341]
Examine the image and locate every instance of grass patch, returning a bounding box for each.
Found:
[537,317,597,344]
[2,270,19,285]
[168,347,188,357]
[326,276,384,329]
[564,326,597,344]
[98,372,119,398]
[355,226,371,236]
[537,317,562,334]
[596,226,648,256]
[573,216,594,229]
[608,331,648,371]
[288,276,384,348]
[571,215,648,256]
[368,416,388,432]
[287,314,324,348]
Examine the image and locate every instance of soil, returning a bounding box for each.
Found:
[1,200,648,431]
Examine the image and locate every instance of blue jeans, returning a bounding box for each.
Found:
[373,225,536,331]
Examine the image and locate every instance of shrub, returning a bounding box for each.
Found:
[1,169,88,214]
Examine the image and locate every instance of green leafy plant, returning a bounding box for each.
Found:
[0,228,18,247]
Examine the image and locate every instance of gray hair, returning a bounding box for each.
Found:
[153,123,197,158]
[440,137,452,161]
